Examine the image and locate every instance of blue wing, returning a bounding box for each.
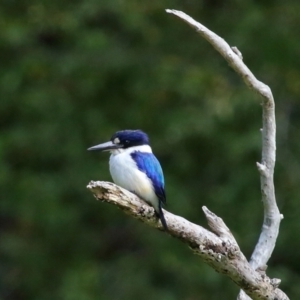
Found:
[130,151,166,204]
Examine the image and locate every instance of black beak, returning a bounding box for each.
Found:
[87,141,122,152]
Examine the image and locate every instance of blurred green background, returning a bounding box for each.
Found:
[1,0,300,299]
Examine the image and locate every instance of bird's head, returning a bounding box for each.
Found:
[88,130,150,152]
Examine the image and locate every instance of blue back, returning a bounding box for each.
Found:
[130,151,166,204]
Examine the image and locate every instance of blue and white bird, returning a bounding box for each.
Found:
[88,130,168,231]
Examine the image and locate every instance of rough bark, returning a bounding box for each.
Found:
[87,9,288,300]
[87,181,288,300]
[165,9,284,300]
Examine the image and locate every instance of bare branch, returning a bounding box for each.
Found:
[165,9,272,99]
[165,9,284,300]
[87,9,287,300]
[87,181,288,300]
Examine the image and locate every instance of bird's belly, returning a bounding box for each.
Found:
[109,154,159,210]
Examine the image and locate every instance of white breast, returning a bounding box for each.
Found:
[109,145,159,211]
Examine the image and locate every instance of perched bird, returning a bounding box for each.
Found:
[88,130,168,231]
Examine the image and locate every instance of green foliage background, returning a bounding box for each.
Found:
[1,0,300,299]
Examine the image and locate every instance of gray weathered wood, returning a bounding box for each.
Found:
[165,9,284,300]
[87,181,288,300]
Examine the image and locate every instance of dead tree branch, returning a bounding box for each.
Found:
[165,9,284,300]
[87,9,287,300]
[87,181,288,300]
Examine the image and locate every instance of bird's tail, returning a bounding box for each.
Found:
[158,201,168,231]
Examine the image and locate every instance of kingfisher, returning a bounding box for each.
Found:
[88,130,168,231]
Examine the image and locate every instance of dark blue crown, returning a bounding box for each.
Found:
[111,130,150,148]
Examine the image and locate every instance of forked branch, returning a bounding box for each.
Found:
[165,9,284,300]
[87,9,287,300]
[87,181,288,300]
